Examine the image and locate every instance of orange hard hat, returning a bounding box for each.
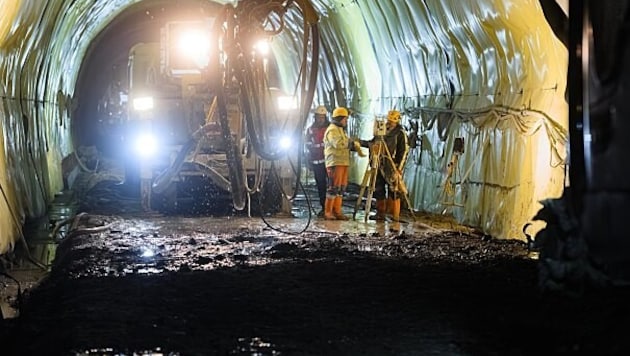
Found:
[387,110,401,124]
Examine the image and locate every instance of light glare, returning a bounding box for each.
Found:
[135,133,158,157]
[141,247,155,258]
[277,96,297,111]
[133,97,154,111]
[279,135,292,150]
[178,29,210,68]
[254,40,270,55]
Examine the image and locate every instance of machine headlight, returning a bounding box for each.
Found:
[279,135,293,150]
[133,96,154,111]
[134,133,158,157]
[178,29,211,68]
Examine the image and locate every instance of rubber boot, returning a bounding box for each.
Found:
[318,198,326,217]
[386,198,394,215]
[333,196,349,220]
[324,197,336,220]
[391,198,401,222]
[369,199,386,221]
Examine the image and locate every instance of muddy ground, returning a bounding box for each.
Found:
[1,182,630,355]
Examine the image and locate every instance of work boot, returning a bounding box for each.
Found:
[324,197,336,220]
[369,199,386,221]
[333,196,349,220]
[391,198,401,222]
[386,198,394,215]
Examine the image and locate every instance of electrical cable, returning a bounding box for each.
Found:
[406,104,568,169]
[258,172,313,236]
[0,269,22,317]
[232,8,319,211]
[236,0,320,234]
[0,180,47,270]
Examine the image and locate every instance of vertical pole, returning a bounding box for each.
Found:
[568,0,588,213]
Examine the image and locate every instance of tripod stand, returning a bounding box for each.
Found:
[441,152,464,207]
[352,136,415,222]
[441,137,465,208]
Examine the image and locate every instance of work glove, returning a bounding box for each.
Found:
[371,141,383,154]
[354,141,367,157]
[391,170,407,193]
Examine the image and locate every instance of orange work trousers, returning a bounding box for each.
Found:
[326,165,348,197]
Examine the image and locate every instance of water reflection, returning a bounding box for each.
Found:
[140,247,155,258]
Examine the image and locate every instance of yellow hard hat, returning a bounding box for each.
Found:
[387,110,401,124]
[332,107,349,118]
[314,105,328,115]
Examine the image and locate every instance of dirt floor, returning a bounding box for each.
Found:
[2,182,630,355]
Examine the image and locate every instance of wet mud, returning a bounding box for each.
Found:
[2,182,630,355]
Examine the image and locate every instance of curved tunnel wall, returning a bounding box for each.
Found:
[0,0,567,254]
[277,0,567,239]
[0,1,87,252]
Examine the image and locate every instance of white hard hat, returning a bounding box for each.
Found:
[314,105,328,115]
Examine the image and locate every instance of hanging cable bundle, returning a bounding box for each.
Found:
[208,0,320,211]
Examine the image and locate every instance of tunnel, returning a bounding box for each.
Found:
[1,0,630,354]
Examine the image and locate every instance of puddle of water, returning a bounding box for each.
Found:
[232,337,280,355]
[136,267,163,275]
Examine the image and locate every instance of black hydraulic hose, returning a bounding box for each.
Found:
[238,63,288,161]
[201,5,248,211]
[216,90,247,210]
[208,2,320,205]
[231,1,320,163]
[151,140,195,195]
[292,24,320,197]
[237,25,319,164]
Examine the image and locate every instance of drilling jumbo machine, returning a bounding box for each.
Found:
[122,1,320,214]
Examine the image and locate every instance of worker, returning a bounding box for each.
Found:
[304,105,329,216]
[365,110,409,222]
[323,107,364,220]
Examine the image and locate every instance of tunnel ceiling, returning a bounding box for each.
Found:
[74,0,568,147]
[0,0,568,253]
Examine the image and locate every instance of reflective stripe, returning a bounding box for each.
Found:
[311,159,325,164]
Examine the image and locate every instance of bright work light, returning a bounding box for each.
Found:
[134,133,158,157]
[133,96,154,111]
[177,29,210,68]
[279,135,293,150]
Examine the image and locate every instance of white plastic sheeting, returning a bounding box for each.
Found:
[0,0,567,253]
[305,0,568,239]
[0,0,138,253]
